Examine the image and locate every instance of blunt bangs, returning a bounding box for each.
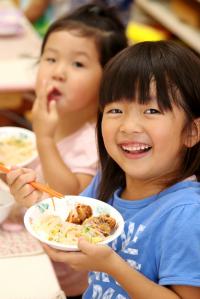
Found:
[100,41,200,117]
[41,4,127,66]
[41,21,99,54]
[97,41,200,201]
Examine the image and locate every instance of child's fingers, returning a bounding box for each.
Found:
[20,190,40,207]
[7,168,31,186]
[43,244,73,262]
[7,169,35,193]
[48,99,58,117]
[43,244,84,263]
[35,80,51,111]
[78,237,95,254]
[14,187,38,207]
[78,238,113,264]
[78,237,106,256]
[7,169,41,207]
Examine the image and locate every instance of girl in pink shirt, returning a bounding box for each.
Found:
[8,3,127,298]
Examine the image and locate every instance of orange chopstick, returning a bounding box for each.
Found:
[0,163,63,199]
[30,181,63,198]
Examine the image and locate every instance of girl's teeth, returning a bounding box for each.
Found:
[121,144,151,153]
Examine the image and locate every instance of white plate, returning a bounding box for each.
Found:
[0,126,37,167]
[24,195,124,251]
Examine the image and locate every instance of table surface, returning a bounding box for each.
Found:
[0,252,65,299]
[0,0,41,92]
[0,179,65,299]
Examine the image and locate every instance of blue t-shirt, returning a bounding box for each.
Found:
[81,174,200,299]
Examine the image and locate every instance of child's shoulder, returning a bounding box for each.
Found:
[162,180,200,205]
[153,180,200,218]
[57,123,97,154]
[59,122,96,144]
[154,180,200,227]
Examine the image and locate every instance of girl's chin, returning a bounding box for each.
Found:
[56,107,70,117]
[124,167,155,180]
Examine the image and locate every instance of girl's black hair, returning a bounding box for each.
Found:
[97,41,200,201]
[40,2,128,66]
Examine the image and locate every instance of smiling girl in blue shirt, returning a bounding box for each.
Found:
[8,41,200,299]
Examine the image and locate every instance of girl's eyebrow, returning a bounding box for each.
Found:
[71,50,90,59]
[44,48,90,59]
[43,47,58,54]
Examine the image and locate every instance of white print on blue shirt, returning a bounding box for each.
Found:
[83,178,200,298]
[112,222,135,250]
[92,285,127,299]
[87,222,146,299]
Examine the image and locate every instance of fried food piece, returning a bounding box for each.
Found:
[83,214,116,236]
[66,204,93,224]
[98,214,116,230]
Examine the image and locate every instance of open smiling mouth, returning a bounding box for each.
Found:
[47,88,62,102]
[121,144,152,154]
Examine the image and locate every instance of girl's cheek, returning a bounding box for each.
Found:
[102,126,110,144]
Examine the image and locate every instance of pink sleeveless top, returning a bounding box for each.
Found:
[29,122,98,296]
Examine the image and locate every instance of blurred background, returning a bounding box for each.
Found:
[0,0,200,129]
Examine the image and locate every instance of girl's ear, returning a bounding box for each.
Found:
[184,118,200,148]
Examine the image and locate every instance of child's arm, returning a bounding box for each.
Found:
[44,239,200,299]
[37,136,93,194]
[107,251,199,299]
[23,0,49,23]
[32,85,94,195]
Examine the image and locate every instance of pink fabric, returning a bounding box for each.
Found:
[29,122,98,183]
[29,122,98,296]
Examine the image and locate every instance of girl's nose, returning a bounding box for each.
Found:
[52,65,66,82]
[119,115,143,134]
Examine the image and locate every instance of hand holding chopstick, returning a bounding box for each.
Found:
[0,163,63,199]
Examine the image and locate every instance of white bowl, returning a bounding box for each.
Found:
[0,190,15,224]
[0,126,37,167]
[24,195,124,251]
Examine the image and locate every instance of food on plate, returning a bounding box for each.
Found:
[0,135,36,166]
[66,203,93,224]
[83,214,116,236]
[24,196,125,251]
[32,203,117,245]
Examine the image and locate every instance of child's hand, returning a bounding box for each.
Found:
[43,238,115,274]
[6,168,41,207]
[32,81,59,140]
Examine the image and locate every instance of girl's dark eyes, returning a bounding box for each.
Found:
[144,108,161,114]
[45,57,56,63]
[72,61,84,68]
[107,108,122,114]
